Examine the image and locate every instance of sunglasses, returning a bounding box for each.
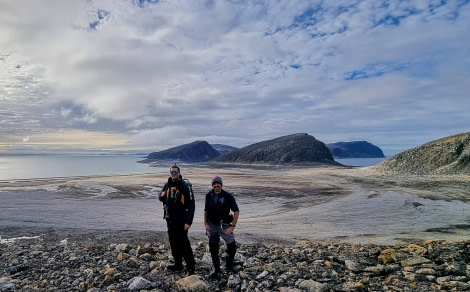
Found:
[170,170,179,174]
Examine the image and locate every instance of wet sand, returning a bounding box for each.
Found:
[1,165,469,245]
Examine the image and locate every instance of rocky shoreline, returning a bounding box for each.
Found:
[1,231,469,292]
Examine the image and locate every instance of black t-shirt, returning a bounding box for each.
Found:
[204,189,239,223]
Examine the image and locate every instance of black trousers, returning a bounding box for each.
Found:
[167,221,195,269]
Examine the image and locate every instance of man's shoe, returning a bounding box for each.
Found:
[187,267,195,276]
[167,263,183,272]
[209,270,220,279]
[225,265,238,273]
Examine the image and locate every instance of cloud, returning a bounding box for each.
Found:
[3,130,130,152]
[0,0,469,156]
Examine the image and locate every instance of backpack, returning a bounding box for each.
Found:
[183,178,195,202]
[164,178,194,204]
[163,178,194,219]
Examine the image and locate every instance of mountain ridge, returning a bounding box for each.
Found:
[140,140,220,163]
[327,141,385,158]
[137,132,470,175]
[212,133,340,166]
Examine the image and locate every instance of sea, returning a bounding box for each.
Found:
[334,157,387,167]
[0,154,160,181]
[0,155,387,181]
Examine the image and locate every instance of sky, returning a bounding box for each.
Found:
[1,0,469,157]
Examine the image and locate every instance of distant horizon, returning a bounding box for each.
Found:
[0,155,384,181]
[0,152,394,158]
[2,130,467,158]
[0,149,396,158]
[0,139,443,158]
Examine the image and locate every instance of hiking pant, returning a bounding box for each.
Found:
[208,221,237,270]
[167,220,195,269]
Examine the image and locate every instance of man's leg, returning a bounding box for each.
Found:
[167,222,183,271]
[208,222,221,279]
[181,229,196,275]
[225,241,237,273]
[220,226,237,273]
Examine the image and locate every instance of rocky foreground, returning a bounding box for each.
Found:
[1,233,469,292]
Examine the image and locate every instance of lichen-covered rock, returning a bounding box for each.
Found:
[372,132,470,175]
[1,236,469,291]
[176,275,209,292]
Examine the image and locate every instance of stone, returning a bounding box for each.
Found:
[176,275,209,291]
[378,248,397,264]
[404,244,427,255]
[127,276,151,290]
[137,246,153,255]
[401,256,432,267]
[298,279,330,292]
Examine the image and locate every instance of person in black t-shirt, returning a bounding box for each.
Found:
[204,176,239,279]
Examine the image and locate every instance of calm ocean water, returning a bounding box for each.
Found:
[0,155,162,181]
[334,157,387,167]
[0,155,386,181]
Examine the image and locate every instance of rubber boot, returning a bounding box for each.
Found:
[166,263,183,272]
[225,241,237,273]
[209,242,221,279]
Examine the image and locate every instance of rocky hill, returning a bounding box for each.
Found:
[140,141,220,163]
[211,133,339,166]
[371,132,470,175]
[327,141,385,158]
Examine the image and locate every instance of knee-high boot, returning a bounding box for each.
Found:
[225,241,237,272]
[209,242,221,278]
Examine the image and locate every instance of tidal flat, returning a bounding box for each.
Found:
[1,165,469,245]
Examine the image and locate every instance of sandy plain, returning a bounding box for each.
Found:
[1,165,469,245]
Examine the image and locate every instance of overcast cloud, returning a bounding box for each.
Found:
[1,0,469,156]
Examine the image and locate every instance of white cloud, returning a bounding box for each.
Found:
[0,0,469,155]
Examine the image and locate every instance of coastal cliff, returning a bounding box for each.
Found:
[327,141,385,158]
[372,132,470,175]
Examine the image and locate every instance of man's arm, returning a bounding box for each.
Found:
[231,211,239,227]
[224,211,239,234]
[204,211,210,231]
[158,184,167,203]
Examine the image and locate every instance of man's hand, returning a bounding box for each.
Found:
[204,223,210,231]
[184,224,191,231]
[224,226,235,234]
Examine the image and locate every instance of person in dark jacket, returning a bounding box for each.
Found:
[159,164,196,275]
[204,176,239,279]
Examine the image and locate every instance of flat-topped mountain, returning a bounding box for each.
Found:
[212,133,339,166]
[327,141,385,158]
[140,141,220,163]
[371,132,470,175]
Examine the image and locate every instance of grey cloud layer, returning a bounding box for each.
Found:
[0,0,469,154]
